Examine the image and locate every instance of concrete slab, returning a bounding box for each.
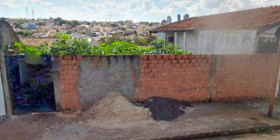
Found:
[0,101,280,140]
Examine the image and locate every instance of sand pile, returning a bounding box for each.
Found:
[86,92,151,123]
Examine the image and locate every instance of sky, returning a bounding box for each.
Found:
[0,0,280,22]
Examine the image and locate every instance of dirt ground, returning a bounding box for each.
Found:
[1,99,280,140]
[203,130,280,140]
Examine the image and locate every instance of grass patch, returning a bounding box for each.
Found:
[251,126,272,134]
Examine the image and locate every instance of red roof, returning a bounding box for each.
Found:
[152,6,280,31]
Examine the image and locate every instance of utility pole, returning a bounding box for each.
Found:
[268,40,280,117]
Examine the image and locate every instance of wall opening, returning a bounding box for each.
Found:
[6,55,55,114]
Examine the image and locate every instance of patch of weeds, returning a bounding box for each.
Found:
[251,126,272,134]
[249,117,259,121]
[271,116,280,121]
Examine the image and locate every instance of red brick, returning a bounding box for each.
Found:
[170,55,176,59]
[64,55,72,60]
[76,55,83,60]
[156,55,162,59]
[189,55,194,59]
[172,60,178,64]
[183,55,189,59]
[179,59,185,64]
[162,55,170,60]
[72,65,78,70]
[141,55,149,60]
[158,60,164,64]
[141,63,149,68]
[176,55,183,59]
[60,60,67,65]
[155,73,161,77]
[150,60,158,64]
[149,64,156,68]
[156,64,163,67]
[149,55,156,60]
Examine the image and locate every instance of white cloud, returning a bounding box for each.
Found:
[167,0,280,18]
[80,0,280,21]
[1,0,280,21]
[0,0,53,8]
[46,6,90,21]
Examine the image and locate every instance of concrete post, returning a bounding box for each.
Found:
[174,32,178,45]
[0,20,20,115]
[0,71,5,115]
[268,40,280,117]
[183,32,186,51]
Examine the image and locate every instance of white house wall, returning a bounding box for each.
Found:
[186,31,198,53]
[177,32,185,50]
[157,32,165,40]
[196,30,258,54]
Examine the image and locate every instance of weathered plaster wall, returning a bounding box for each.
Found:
[0,20,20,115]
[196,30,258,54]
[51,56,62,111]
[0,20,19,49]
[77,56,141,109]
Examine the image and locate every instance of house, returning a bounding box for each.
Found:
[19,37,58,47]
[150,6,280,54]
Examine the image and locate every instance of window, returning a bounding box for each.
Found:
[168,36,174,43]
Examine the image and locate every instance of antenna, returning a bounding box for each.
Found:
[32,8,35,18]
[25,7,29,18]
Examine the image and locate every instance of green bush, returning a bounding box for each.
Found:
[8,42,48,55]
[9,33,191,55]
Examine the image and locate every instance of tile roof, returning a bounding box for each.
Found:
[151,6,280,32]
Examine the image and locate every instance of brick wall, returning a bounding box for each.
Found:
[56,54,279,110]
[138,54,279,102]
[139,55,212,102]
[213,54,278,101]
[59,55,82,110]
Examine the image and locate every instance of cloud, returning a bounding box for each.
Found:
[164,0,280,18]
[1,0,280,21]
[44,6,92,21]
[0,0,53,8]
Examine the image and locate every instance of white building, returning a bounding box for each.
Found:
[151,6,280,54]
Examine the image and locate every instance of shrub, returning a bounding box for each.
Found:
[8,33,191,55]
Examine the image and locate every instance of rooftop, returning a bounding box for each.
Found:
[19,37,58,47]
[151,6,280,32]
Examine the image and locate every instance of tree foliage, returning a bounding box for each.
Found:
[17,31,33,37]
[9,33,191,56]
[54,17,80,28]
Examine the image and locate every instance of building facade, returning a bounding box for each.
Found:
[151,6,280,54]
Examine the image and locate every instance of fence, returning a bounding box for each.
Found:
[53,54,279,110]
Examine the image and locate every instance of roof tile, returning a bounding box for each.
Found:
[152,6,280,31]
